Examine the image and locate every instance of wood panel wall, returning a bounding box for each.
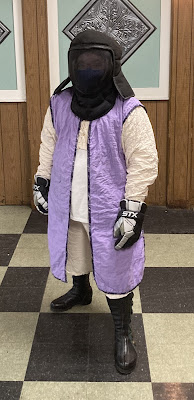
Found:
[0,0,49,206]
[22,0,50,207]
[0,103,30,204]
[0,0,193,208]
[142,101,169,206]
[168,0,194,208]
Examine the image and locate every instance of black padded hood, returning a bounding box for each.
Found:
[53,30,135,99]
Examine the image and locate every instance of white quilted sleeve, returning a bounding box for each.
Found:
[121,106,158,202]
[36,106,57,179]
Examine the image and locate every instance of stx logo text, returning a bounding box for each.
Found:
[122,211,138,218]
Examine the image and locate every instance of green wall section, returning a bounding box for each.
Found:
[58,0,90,86]
[58,0,161,88]
[123,0,161,88]
[0,0,17,90]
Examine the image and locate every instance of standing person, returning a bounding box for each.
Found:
[33,30,158,375]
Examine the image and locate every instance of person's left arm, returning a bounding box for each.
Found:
[114,106,158,250]
[122,106,158,201]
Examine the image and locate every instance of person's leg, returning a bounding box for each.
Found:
[76,222,137,375]
[66,219,93,276]
[106,292,137,375]
[50,219,93,312]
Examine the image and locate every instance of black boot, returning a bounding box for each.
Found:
[50,274,93,312]
[106,292,137,375]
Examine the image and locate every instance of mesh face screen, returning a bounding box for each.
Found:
[69,48,113,94]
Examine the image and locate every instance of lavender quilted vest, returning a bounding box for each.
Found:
[48,88,145,294]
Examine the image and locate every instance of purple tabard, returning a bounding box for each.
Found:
[48,88,145,294]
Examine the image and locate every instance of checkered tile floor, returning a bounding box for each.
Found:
[0,205,194,400]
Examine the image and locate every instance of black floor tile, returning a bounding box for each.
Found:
[25,313,89,381]
[88,314,151,382]
[23,210,48,233]
[144,206,194,233]
[139,267,194,313]
[25,343,89,382]
[1,267,50,287]
[0,234,20,266]
[0,287,45,312]
[25,313,150,382]
[0,267,50,312]
[0,381,23,400]
[152,383,194,400]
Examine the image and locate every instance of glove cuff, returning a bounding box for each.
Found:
[120,199,147,214]
[34,175,50,188]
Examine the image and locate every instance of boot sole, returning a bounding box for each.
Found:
[115,359,137,375]
[50,295,92,312]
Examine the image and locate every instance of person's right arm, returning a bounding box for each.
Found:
[33,106,57,214]
[36,106,57,179]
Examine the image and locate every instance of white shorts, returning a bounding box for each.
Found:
[66,218,93,276]
[66,218,131,299]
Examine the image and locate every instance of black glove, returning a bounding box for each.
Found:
[33,175,50,215]
[113,199,147,250]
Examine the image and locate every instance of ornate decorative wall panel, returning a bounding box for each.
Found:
[63,0,156,64]
[47,0,171,100]
[0,21,11,44]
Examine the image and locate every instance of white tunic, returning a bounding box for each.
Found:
[70,148,88,223]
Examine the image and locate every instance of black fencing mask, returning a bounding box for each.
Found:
[53,30,135,120]
[68,48,117,120]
